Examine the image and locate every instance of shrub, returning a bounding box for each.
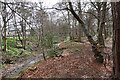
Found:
[7,38,17,48]
[26,43,32,51]
[46,47,58,57]
[46,46,63,58]
[0,63,6,68]
[43,31,53,48]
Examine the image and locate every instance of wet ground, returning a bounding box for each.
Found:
[1,43,61,78]
[1,52,43,78]
[0,38,112,79]
[0,52,2,79]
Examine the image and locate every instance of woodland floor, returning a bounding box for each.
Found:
[18,40,113,78]
[1,40,44,78]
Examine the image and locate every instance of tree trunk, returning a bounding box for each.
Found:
[69,2,103,63]
[38,27,41,46]
[114,29,120,78]
[104,25,107,39]
[20,19,26,50]
[98,24,104,46]
[13,12,23,46]
[111,2,120,78]
[98,2,107,46]
[68,11,72,40]
[3,16,7,52]
[23,22,26,50]
[78,2,82,42]
[2,3,7,52]
[41,24,46,61]
[0,24,2,51]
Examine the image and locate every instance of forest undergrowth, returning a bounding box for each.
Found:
[18,41,113,78]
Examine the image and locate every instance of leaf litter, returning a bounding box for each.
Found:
[19,41,113,78]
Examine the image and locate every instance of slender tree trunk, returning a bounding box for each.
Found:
[13,13,23,46]
[0,24,2,51]
[104,25,107,39]
[2,3,7,52]
[38,27,41,45]
[98,24,105,46]
[68,11,72,40]
[40,10,46,60]
[111,2,120,78]
[3,16,7,52]
[20,19,26,50]
[98,25,104,46]
[78,2,82,42]
[72,16,75,40]
[41,24,46,61]
[97,7,101,43]
[23,22,26,50]
[98,2,107,46]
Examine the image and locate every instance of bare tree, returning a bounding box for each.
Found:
[97,2,107,46]
[68,2,104,63]
[2,3,7,52]
[90,2,108,46]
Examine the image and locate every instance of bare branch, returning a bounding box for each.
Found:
[6,14,13,23]
[6,3,31,28]
[90,2,98,10]
[55,7,69,11]
[83,11,99,20]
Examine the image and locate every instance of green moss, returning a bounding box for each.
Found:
[0,64,6,68]
[60,41,84,54]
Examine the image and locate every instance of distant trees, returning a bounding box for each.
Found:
[69,2,103,63]
[18,2,32,49]
[111,2,120,78]
[68,2,104,63]
[96,2,107,46]
[1,2,13,52]
[53,2,113,63]
[90,2,106,46]
[0,1,114,64]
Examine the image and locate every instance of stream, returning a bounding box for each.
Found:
[1,42,61,78]
[6,59,40,78]
[2,53,43,78]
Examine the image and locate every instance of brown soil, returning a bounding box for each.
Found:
[19,42,113,78]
